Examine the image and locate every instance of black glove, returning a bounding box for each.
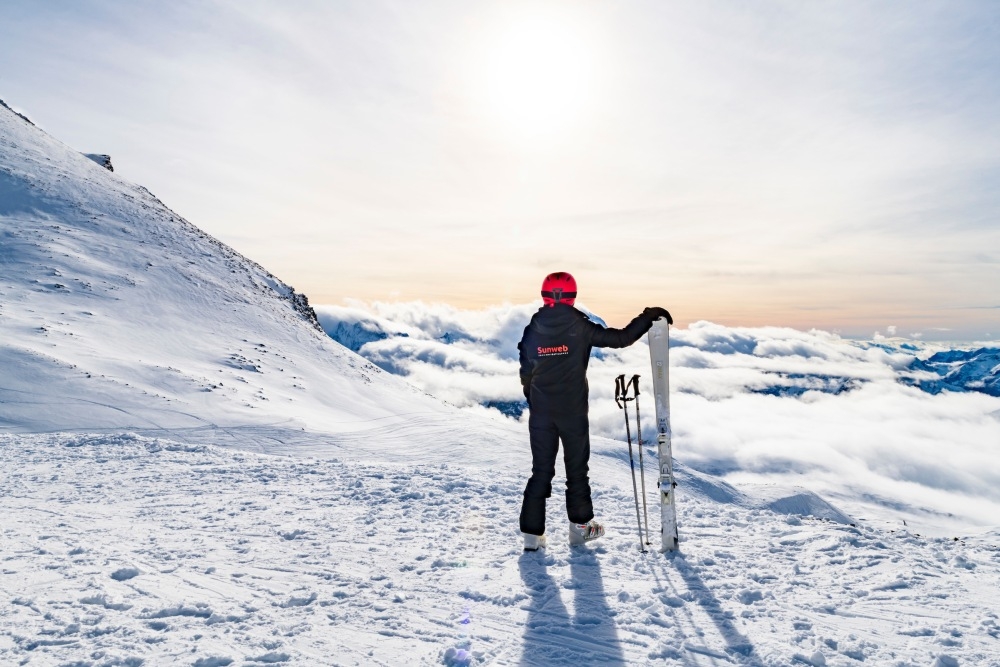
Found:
[643,307,673,324]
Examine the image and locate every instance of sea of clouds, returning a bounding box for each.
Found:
[315,301,1000,536]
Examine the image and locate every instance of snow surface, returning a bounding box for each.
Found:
[3,101,1000,666]
[4,433,999,666]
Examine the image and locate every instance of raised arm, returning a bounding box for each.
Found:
[590,307,672,349]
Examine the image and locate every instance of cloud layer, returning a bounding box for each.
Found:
[317,300,1000,535]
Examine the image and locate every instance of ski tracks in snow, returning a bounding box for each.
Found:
[1,432,998,666]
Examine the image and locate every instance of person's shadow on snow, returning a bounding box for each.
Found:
[518,548,626,666]
[649,551,763,666]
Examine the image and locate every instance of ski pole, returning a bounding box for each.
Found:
[630,375,652,546]
[615,375,647,553]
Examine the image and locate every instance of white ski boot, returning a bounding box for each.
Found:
[523,533,547,551]
[569,520,605,546]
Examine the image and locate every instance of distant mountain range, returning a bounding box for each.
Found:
[906,347,1000,397]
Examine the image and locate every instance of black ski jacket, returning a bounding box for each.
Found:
[518,304,657,416]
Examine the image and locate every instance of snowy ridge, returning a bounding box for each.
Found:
[83,153,114,172]
[0,98,34,126]
[0,101,464,438]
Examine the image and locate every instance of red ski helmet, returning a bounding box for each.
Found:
[541,272,577,307]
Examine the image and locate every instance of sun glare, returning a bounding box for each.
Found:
[467,7,604,148]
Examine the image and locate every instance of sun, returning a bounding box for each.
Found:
[466,6,604,148]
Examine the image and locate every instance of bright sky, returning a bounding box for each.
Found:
[1,0,998,339]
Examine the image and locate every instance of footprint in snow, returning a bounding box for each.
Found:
[443,646,473,667]
[192,657,234,667]
[111,566,140,581]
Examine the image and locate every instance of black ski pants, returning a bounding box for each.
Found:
[519,410,594,536]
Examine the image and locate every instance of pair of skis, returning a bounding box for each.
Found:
[614,319,678,553]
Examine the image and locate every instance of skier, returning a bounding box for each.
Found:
[518,271,672,550]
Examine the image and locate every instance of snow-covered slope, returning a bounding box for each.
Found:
[0,100,478,443]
